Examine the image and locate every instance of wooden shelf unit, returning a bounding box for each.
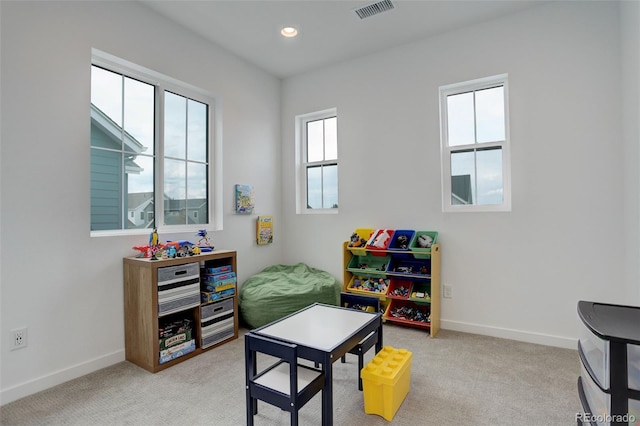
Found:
[123,250,238,372]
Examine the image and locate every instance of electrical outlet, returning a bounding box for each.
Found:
[443,284,452,299]
[12,327,28,350]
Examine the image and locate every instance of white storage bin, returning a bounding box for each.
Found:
[628,344,640,391]
[201,297,233,320]
[580,321,610,389]
[157,263,200,316]
[201,298,235,349]
[580,362,640,426]
[581,362,611,425]
[629,398,640,425]
[157,262,199,283]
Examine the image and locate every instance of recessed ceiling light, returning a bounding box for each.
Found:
[280,27,298,38]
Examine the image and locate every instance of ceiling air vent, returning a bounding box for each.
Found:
[354,0,395,20]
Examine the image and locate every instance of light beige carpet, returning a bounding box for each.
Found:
[1,326,581,425]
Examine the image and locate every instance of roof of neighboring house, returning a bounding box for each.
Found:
[164,198,207,211]
[128,192,154,211]
[127,192,206,213]
[91,104,146,154]
[91,104,146,175]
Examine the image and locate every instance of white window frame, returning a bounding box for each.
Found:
[90,49,223,237]
[295,108,339,214]
[439,74,511,212]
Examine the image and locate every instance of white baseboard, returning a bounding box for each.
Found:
[440,319,577,350]
[1,350,125,406]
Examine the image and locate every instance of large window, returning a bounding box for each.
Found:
[439,74,511,212]
[296,109,338,213]
[90,51,217,233]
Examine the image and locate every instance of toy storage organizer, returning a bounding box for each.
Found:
[576,301,640,425]
[123,250,238,372]
[343,228,440,337]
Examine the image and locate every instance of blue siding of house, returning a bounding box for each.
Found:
[91,144,122,230]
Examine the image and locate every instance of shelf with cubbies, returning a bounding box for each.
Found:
[342,228,440,337]
[123,250,238,373]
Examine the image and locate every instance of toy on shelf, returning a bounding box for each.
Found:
[356,262,388,272]
[149,227,159,247]
[133,231,201,259]
[417,234,433,248]
[396,235,409,249]
[390,286,410,298]
[133,244,158,259]
[351,277,389,294]
[392,264,429,275]
[349,232,368,248]
[196,229,214,252]
[133,243,164,260]
[389,305,430,323]
[411,290,430,301]
[164,240,197,258]
[369,230,392,249]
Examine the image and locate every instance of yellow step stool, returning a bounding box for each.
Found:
[361,346,412,421]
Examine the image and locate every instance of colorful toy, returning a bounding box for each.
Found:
[389,305,430,323]
[133,243,165,259]
[369,230,391,249]
[163,240,198,258]
[133,245,149,257]
[417,234,433,248]
[165,245,177,258]
[411,291,430,300]
[351,277,389,294]
[396,235,409,249]
[390,286,410,297]
[149,228,159,247]
[349,232,367,248]
[196,229,214,252]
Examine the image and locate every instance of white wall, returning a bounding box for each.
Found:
[0,1,282,404]
[621,0,640,302]
[281,1,636,347]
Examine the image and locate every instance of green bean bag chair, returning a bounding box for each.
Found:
[239,263,341,329]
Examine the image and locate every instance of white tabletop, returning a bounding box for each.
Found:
[255,304,378,351]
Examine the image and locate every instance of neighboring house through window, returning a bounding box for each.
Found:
[90,50,219,234]
[439,74,511,212]
[295,108,338,213]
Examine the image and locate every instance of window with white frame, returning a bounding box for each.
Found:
[439,74,511,212]
[296,109,338,213]
[90,51,218,233]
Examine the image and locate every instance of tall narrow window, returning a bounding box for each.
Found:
[439,74,511,212]
[90,66,155,231]
[90,52,215,234]
[296,109,338,213]
[163,91,209,226]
